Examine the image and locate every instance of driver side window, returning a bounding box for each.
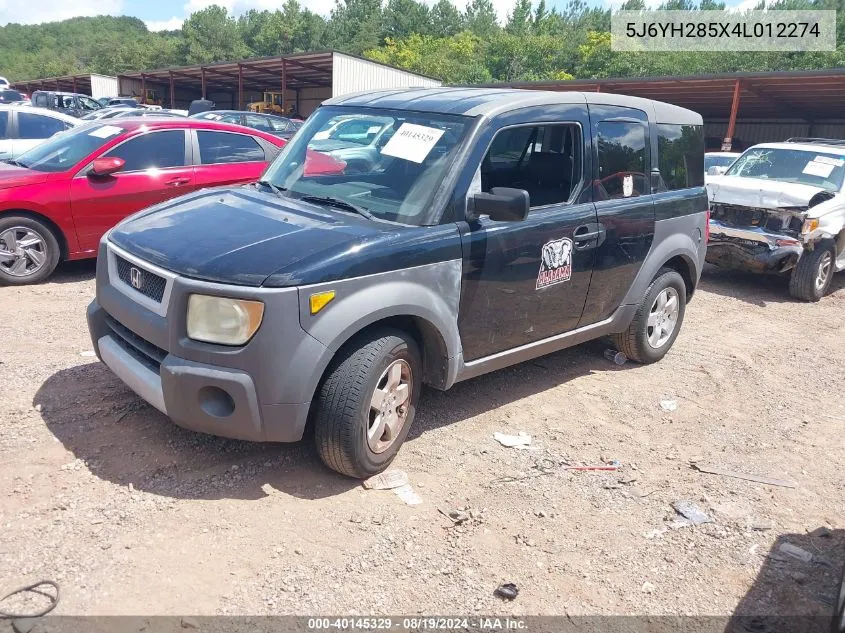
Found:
[479,124,582,209]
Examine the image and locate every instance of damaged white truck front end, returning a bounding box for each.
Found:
[706,141,845,301]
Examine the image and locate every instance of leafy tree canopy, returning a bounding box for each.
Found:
[2,0,843,87]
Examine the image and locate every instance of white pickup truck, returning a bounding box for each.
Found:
[706,138,845,301]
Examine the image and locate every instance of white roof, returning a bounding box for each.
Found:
[0,104,81,126]
[750,141,845,157]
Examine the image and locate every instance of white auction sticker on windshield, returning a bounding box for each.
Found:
[814,155,845,167]
[803,160,835,178]
[89,125,123,139]
[380,123,445,163]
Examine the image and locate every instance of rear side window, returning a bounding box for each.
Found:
[245,114,273,131]
[0,111,7,137]
[18,112,67,139]
[268,118,291,132]
[596,121,648,199]
[104,130,186,172]
[657,124,704,190]
[197,131,265,164]
[34,94,48,107]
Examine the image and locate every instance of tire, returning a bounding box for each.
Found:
[0,215,61,285]
[832,562,845,633]
[789,240,836,302]
[612,267,687,364]
[314,329,422,478]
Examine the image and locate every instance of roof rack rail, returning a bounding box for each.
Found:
[785,137,845,147]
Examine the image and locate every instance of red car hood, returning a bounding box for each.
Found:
[0,164,50,190]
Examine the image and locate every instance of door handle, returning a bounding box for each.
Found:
[573,223,606,250]
[574,230,600,241]
[165,178,190,187]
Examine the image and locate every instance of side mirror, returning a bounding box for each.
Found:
[90,156,125,177]
[472,187,529,222]
[707,166,728,176]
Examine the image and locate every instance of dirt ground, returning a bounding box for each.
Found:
[0,260,843,620]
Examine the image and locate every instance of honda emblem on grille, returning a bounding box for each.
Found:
[129,267,143,290]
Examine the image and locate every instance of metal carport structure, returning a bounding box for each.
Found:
[484,68,845,151]
[116,50,440,115]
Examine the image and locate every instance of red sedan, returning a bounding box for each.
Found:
[0,117,341,285]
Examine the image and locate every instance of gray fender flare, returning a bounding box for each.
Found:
[621,215,705,309]
[296,261,463,402]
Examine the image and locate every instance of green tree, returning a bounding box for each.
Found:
[506,0,534,36]
[430,0,465,37]
[327,0,384,54]
[181,5,248,64]
[383,0,432,38]
[465,0,500,38]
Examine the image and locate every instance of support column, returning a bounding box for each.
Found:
[72,76,77,94]
[281,58,287,114]
[201,67,207,100]
[238,64,243,110]
[169,71,175,109]
[724,79,742,152]
[141,74,147,104]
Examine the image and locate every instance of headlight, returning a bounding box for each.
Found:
[187,294,264,345]
[801,218,819,234]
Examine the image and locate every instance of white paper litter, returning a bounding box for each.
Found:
[660,400,678,412]
[493,431,532,449]
[393,483,422,505]
[362,469,409,490]
[380,123,444,164]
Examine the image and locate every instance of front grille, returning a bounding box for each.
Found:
[104,314,166,371]
[711,203,802,235]
[115,255,167,302]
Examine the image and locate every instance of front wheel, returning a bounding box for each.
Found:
[612,268,687,364]
[314,329,422,478]
[789,240,836,302]
[0,215,61,285]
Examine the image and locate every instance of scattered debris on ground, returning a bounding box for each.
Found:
[603,349,627,365]
[393,484,422,506]
[362,470,409,490]
[692,463,797,488]
[659,399,678,412]
[494,583,519,601]
[2,264,843,615]
[777,543,814,564]
[672,500,712,525]
[492,431,532,449]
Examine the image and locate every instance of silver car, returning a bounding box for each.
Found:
[0,105,79,162]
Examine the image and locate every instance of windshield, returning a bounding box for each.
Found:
[726,147,845,192]
[262,107,472,226]
[705,154,737,170]
[15,123,123,172]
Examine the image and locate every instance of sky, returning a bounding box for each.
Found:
[0,0,760,32]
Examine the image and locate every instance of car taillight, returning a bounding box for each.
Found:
[704,208,711,243]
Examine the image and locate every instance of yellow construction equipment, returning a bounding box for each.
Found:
[248,91,285,114]
[143,89,163,106]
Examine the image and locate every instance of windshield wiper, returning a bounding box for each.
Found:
[299,195,377,221]
[256,180,286,197]
[3,159,24,168]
